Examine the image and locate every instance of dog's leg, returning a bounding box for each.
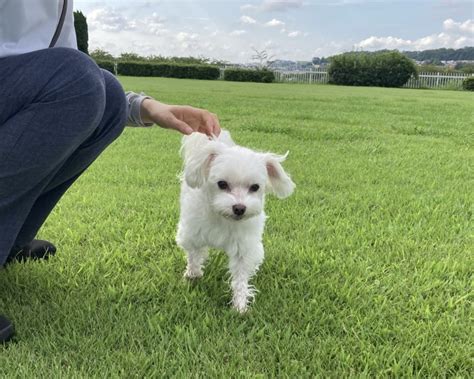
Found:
[184,248,209,279]
[228,243,264,313]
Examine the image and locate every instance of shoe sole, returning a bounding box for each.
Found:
[0,323,14,343]
[6,250,56,265]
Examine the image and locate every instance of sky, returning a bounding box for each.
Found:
[74,0,474,63]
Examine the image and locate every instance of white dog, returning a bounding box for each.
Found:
[176,130,295,312]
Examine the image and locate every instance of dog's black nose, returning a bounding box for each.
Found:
[232,204,246,216]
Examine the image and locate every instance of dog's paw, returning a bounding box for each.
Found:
[184,267,203,279]
[233,303,249,313]
[232,295,249,313]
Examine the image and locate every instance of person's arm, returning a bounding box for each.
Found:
[126,91,221,136]
[126,92,153,127]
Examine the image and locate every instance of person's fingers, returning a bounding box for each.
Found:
[166,116,193,135]
[168,106,220,136]
[211,113,221,136]
[203,113,217,136]
[200,111,221,137]
[176,120,194,135]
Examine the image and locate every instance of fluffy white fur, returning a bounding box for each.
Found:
[176,130,295,313]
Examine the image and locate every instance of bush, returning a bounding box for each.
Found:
[462,76,474,91]
[224,68,275,83]
[117,62,153,76]
[95,60,115,74]
[116,61,220,80]
[328,51,417,87]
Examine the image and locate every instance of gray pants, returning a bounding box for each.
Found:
[0,48,127,265]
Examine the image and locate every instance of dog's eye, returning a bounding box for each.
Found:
[249,184,260,192]
[217,181,229,190]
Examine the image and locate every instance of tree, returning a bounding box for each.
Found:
[251,48,275,69]
[119,52,144,62]
[455,62,474,74]
[402,47,474,62]
[90,49,115,61]
[312,56,330,67]
[74,11,89,55]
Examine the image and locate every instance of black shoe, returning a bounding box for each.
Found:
[0,315,14,343]
[6,239,57,264]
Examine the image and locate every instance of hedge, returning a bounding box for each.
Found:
[116,61,220,80]
[224,68,275,83]
[95,60,115,74]
[462,76,474,91]
[328,51,418,87]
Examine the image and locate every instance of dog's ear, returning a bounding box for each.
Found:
[182,133,221,188]
[264,152,295,199]
[216,130,236,147]
[184,151,217,188]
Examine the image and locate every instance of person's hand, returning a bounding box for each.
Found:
[140,98,221,136]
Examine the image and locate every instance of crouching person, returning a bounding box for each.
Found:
[0,0,220,343]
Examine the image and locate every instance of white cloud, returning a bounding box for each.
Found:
[262,0,304,12]
[265,18,285,27]
[183,17,211,22]
[230,30,247,36]
[326,0,378,5]
[241,4,259,12]
[241,0,304,13]
[264,39,278,49]
[83,2,313,62]
[356,18,474,51]
[144,12,167,35]
[88,8,137,32]
[288,30,302,37]
[312,41,347,57]
[443,18,474,34]
[176,32,199,42]
[88,7,170,37]
[356,36,411,49]
[174,32,201,50]
[240,15,257,24]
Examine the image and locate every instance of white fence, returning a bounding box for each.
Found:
[404,72,471,89]
[218,67,472,89]
[271,70,472,89]
[273,70,330,84]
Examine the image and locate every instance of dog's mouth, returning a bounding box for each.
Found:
[219,212,247,221]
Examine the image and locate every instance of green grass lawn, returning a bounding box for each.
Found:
[1,77,472,377]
